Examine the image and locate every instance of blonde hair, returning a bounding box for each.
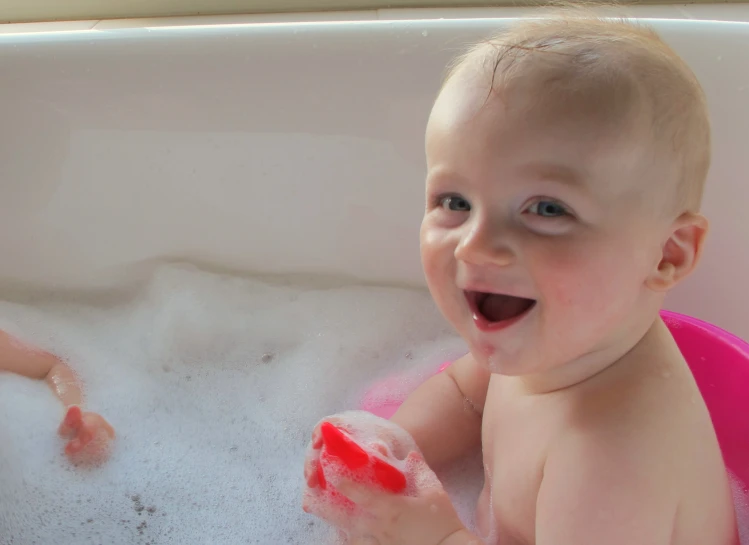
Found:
[442,6,710,212]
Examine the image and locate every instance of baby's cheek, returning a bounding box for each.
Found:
[537,256,609,313]
[421,229,456,273]
[421,257,445,291]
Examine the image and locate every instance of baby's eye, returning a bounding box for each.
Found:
[527,200,569,218]
[439,195,471,212]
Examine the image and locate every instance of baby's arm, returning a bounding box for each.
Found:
[303,355,489,541]
[390,352,490,470]
[0,330,115,461]
[536,430,674,545]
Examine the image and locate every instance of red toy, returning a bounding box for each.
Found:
[302,411,428,528]
[316,421,407,494]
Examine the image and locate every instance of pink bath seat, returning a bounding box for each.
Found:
[360,361,451,420]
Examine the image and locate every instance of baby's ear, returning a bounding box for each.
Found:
[646,212,708,292]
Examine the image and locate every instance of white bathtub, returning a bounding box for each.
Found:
[0,7,748,543]
[0,5,748,339]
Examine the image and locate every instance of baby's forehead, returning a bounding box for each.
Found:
[431,16,710,213]
[429,72,667,206]
[431,65,650,161]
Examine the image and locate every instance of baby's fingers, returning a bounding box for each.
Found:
[304,457,322,488]
[311,416,348,449]
[337,478,396,513]
[311,425,323,449]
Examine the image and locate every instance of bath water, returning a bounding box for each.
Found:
[0,264,483,544]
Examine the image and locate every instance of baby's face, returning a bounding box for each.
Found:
[420,67,670,381]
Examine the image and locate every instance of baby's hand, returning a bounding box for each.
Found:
[303,413,414,531]
[58,405,115,464]
[303,414,412,490]
[335,452,468,545]
[302,410,469,543]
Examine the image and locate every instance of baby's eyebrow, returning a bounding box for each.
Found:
[519,162,585,188]
[425,167,469,188]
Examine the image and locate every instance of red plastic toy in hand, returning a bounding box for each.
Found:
[317,421,407,494]
[302,410,432,530]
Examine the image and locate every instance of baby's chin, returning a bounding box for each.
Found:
[483,353,536,376]
[467,335,549,376]
[464,344,518,375]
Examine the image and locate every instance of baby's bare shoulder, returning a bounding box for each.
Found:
[557,367,686,477]
[535,372,692,543]
[543,353,720,508]
[571,352,706,447]
[537,359,732,544]
[536,412,679,545]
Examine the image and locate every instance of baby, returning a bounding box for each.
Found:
[0,329,115,463]
[304,9,739,545]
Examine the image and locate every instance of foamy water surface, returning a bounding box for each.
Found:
[0,265,483,544]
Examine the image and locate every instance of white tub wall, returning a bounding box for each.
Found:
[2,0,748,24]
[0,9,747,339]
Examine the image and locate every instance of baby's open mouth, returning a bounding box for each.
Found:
[466,291,536,328]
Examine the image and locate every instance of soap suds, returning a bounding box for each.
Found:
[0,264,478,544]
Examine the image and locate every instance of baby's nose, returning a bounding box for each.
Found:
[454,223,515,267]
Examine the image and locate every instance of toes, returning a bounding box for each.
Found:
[65,438,84,455]
[65,406,83,426]
[80,412,116,440]
[65,431,95,456]
[79,427,95,445]
[59,405,83,436]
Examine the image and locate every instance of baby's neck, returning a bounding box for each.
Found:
[513,314,671,396]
